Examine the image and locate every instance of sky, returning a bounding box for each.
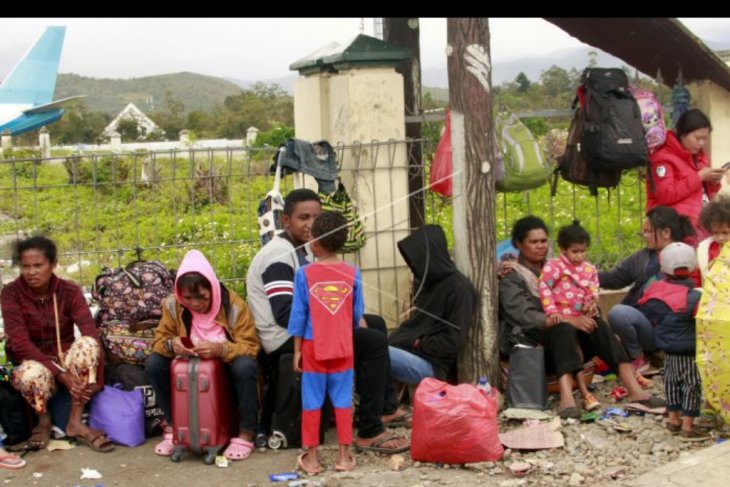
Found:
[0,18,728,81]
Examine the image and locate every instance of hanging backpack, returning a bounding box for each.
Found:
[319,181,366,253]
[628,86,666,151]
[494,106,551,192]
[552,107,621,196]
[92,260,176,325]
[258,147,286,246]
[578,68,649,173]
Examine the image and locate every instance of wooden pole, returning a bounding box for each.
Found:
[447,18,497,383]
[384,18,426,229]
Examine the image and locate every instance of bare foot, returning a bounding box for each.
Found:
[28,417,52,450]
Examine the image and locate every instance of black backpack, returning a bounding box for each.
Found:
[554,68,649,196]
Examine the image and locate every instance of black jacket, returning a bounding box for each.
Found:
[388,225,477,380]
[497,268,545,358]
[598,248,659,307]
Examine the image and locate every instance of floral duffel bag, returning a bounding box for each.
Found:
[99,320,158,366]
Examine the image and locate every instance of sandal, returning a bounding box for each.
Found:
[633,395,666,409]
[354,431,410,453]
[665,422,681,434]
[297,451,325,476]
[223,437,254,461]
[154,432,174,456]
[27,423,52,450]
[679,428,712,442]
[71,429,114,453]
[334,454,357,472]
[0,453,26,470]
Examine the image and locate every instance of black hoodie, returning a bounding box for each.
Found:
[388,225,478,379]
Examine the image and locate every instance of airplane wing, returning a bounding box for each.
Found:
[23,95,87,114]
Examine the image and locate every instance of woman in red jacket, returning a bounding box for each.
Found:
[1,236,113,452]
[647,109,724,242]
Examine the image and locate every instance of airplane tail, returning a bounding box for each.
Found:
[0,26,66,106]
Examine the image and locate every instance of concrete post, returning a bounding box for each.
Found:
[293,67,410,328]
[1,129,12,156]
[179,129,191,147]
[39,126,51,159]
[246,127,259,146]
[110,131,122,154]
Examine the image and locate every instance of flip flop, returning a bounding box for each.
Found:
[0,453,26,470]
[27,423,52,450]
[354,432,410,453]
[383,409,413,428]
[334,455,357,472]
[223,438,254,461]
[297,452,325,476]
[558,406,582,419]
[72,430,115,453]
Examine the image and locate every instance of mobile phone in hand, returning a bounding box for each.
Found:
[180,336,194,349]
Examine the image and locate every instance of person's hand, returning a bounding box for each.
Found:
[583,298,598,317]
[171,337,197,357]
[293,350,302,373]
[546,314,562,326]
[564,315,597,333]
[193,341,224,359]
[359,317,368,328]
[699,167,724,183]
[57,371,89,403]
[497,259,518,278]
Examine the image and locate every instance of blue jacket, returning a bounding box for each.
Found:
[638,278,700,355]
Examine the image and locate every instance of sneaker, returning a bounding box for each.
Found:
[679,428,712,442]
[583,393,601,412]
[635,372,654,389]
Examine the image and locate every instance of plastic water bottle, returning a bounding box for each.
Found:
[477,376,492,396]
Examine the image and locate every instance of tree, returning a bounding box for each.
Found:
[214,83,293,139]
[150,91,186,140]
[540,65,573,98]
[515,72,531,93]
[50,101,111,144]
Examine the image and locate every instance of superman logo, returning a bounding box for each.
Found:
[310,281,353,315]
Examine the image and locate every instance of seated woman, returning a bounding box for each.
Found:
[600,206,694,386]
[1,236,113,452]
[146,249,260,461]
[498,216,664,418]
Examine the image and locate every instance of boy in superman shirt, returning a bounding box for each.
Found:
[288,211,363,475]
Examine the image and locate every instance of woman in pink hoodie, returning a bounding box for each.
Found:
[146,250,260,461]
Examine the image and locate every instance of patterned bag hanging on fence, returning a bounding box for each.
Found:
[258,147,286,246]
[319,181,366,253]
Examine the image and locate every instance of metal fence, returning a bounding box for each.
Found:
[0,139,647,319]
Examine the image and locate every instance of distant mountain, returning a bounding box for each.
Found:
[226,75,297,93]
[423,42,730,89]
[54,72,244,116]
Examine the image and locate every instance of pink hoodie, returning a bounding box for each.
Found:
[175,250,227,345]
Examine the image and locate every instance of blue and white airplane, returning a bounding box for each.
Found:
[0,26,83,136]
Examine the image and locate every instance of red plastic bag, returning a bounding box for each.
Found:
[429,109,453,197]
[411,377,503,464]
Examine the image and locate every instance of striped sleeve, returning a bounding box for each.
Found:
[262,261,295,328]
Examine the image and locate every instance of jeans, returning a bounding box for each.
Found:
[388,346,435,385]
[145,352,258,434]
[608,304,656,359]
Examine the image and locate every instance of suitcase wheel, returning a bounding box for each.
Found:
[203,451,216,465]
[170,447,184,463]
[267,431,287,450]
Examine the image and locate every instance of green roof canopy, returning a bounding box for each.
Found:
[290,34,410,76]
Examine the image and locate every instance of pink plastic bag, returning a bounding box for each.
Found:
[429,110,453,197]
[411,377,503,464]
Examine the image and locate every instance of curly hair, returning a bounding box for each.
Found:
[557,220,590,249]
[311,211,349,253]
[700,196,730,233]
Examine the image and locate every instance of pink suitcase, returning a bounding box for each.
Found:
[170,357,238,464]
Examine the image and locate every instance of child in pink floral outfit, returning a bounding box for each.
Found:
[539,220,601,412]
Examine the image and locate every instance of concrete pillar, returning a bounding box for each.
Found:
[39,126,51,159]
[293,67,410,327]
[1,129,12,155]
[246,127,259,146]
[110,131,122,154]
[179,129,191,147]
[688,80,730,195]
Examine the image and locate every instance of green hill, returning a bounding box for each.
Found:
[55,72,244,116]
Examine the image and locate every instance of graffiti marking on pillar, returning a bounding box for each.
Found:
[464,44,491,93]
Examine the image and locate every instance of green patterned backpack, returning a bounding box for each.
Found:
[319,181,366,253]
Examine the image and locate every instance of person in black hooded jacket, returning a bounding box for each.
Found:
[388,225,477,383]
